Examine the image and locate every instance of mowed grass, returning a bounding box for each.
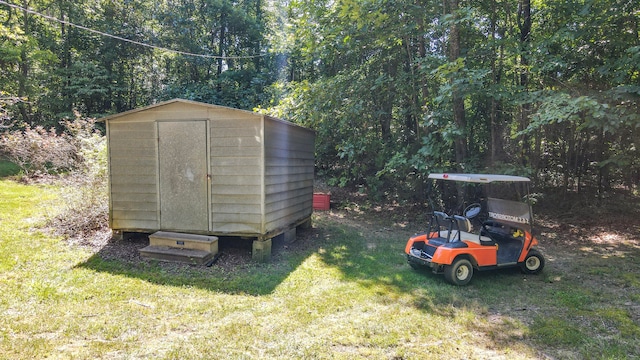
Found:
[1,180,639,359]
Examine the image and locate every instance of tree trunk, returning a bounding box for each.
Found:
[380,61,396,144]
[489,0,505,165]
[17,0,31,124]
[59,2,72,115]
[517,0,531,167]
[447,0,467,167]
[216,10,227,93]
[254,0,262,72]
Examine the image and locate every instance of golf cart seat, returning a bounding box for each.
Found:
[427,211,453,246]
[449,215,492,245]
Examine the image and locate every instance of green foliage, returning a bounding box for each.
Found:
[0,0,274,123]
[264,0,640,199]
[1,0,638,199]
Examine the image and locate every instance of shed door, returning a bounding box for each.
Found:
[158,121,209,231]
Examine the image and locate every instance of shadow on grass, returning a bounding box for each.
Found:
[311,218,518,311]
[74,208,640,358]
[310,213,640,357]
[75,228,321,296]
[77,212,543,304]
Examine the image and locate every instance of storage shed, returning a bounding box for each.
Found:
[101,99,315,261]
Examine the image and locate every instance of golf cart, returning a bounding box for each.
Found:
[405,173,545,285]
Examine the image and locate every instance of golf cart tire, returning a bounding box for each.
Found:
[520,249,545,274]
[444,258,474,286]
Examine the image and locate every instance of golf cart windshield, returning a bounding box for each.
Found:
[486,197,532,231]
[427,173,534,230]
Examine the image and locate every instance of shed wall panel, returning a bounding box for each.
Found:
[263,117,315,232]
[110,175,156,186]
[211,194,261,205]
[108,120,159,231]
[265,179,314,194]
[112,201,158,212]
[112,210,157,221]
[111,219,158,230]
[110,165,156,176]
[111,193,157,203]
[208,115,264,234]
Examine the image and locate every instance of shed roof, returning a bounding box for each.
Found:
[98,98,313,132]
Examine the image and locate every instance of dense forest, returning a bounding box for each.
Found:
[1,0,638,200]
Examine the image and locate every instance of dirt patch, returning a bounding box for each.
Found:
[72,224,324,273]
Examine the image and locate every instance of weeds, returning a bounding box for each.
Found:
[0,124,77,176]
[47,132,109,243]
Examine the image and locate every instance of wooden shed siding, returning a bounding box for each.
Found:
[211,194,261,204]
[264,187,312,204]
[109,165,156,176]
[112,200,157,211]
[265,179,314,194]
[263,117,315,231]
[208,115,263,234]
[107,120,159,230]
[111,193,157,202]
[111,210,158,222]
[108,141,156,152]
[265,194,312,214]
[265,162,314,176]
[111,219,158,230]
[265,171,314,184]
[110,175,156,186]
[212,175,261,186]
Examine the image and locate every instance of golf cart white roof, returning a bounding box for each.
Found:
[428,173,531,183]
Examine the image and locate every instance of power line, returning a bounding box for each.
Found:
[0,0,266,60]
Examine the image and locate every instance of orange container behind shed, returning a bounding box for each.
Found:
[313,193,331,211]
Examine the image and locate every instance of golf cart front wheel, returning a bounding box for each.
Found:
[444,258,473,286]
[521,249,545,274]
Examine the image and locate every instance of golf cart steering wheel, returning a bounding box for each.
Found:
[463,203,482,219]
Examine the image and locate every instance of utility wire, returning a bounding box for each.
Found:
[0,0,266,60]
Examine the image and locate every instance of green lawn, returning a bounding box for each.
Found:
[0,179,638,359]
[0,159,20,177]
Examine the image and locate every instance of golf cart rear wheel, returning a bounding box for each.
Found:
[521,249,545,274]
[444,258,473,286]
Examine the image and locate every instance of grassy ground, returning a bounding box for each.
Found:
[0,179,638,359]
[0,159,20,177]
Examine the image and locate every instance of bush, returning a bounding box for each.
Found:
[48,117,109,243]
[0,124,77,176]
[0,113,110,243]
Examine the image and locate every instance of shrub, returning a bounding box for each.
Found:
[48,117,109,243]
[0,112,109,242]
[0,124,77,177]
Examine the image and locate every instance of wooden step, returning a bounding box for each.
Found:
[148,231,218,253]
[139,245,213,265]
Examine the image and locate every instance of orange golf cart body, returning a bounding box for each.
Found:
[405,173,545,285]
